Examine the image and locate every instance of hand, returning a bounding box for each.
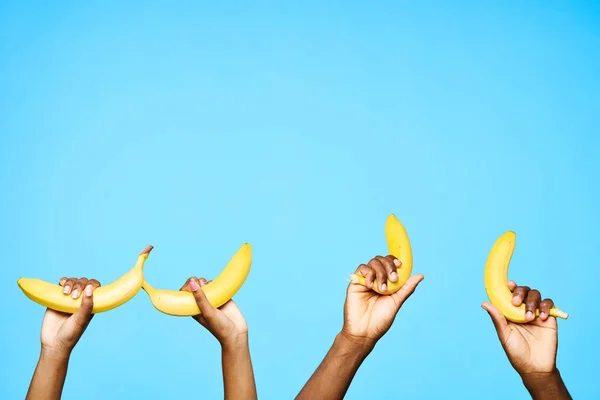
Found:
[180,277,248,346]
[40,277,101,357]
[482,281,558,377]
[342,255,424,347]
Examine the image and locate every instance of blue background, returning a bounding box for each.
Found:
[1,1,598,399]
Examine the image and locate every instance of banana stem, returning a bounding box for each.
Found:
[140,245,154,255]
[550,308,569,320]
[349,273,364,285]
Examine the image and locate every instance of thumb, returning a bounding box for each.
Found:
[189,278,216,318]
[72,284,95,332]
[481,302,510,344]
[390,274,424,309]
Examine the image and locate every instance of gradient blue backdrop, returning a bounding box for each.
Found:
[1,1,598,399]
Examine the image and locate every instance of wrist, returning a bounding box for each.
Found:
[40,346,71,364]
[521,368,564,395]
[337,331,376,357]
[220,332,249,352]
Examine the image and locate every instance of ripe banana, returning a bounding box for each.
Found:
[17,245,153,314]
[484,231,568,323]
[349,214,413,295]
[142,243,252,316]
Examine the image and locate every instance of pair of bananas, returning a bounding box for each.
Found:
[17,244,252,316]
[17,215,568,323]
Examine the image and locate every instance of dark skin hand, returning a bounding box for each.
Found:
[296,255,424,400]
[180,277,257,400]
[27,277,101,400]
[482,282,571,400]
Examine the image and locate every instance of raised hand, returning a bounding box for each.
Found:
[41,277,101,356]
[342,255,424,345]
[27,277,101,400]
[180,277,248,345]
[482,281,571,400]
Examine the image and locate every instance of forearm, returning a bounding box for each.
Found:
[296,332,374,400]
[522,369,571,400]
[221,335,257,400]
[26,349,70,400]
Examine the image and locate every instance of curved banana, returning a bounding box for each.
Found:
[484,231,568,323]
[349,214,413,294]
[142,243,252,316]
[17,245,153,314]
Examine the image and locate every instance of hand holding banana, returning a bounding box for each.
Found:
[349,214,414,295]
[17,245,154,314]
[484,231,567,323]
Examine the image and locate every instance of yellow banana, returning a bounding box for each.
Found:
[349,214,413,294]
[17,245,153,314]
[484,231,568,323]
[142,243,252,316]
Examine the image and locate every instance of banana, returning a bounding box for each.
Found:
[142,243,252,316]
[17,245,153,314]
[484,231,568,323]
[349,214,413,294]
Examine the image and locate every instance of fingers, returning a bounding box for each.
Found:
[368,258,388,292]
[481,302,510,345]
[70,277,89,299]
[87,279,101,290]
[509,283,553,322]
[62,278,76,295]
[524,289,541,322]
[188,277,216,318]
[376,255,400,283]
[180,277,194,292]
[539,298,555,321]
[60,277,92,299]
[355,264,376,289]
[390,274,424,308]
[72,279,100,329]
[511,285,530,306]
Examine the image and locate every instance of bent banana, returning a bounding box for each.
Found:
[484,231,568,323]
[142,243,252,316]
[17,245,153,314]
[349,214,413,295]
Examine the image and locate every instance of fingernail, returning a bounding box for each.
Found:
[393,259,401,267]
[190,281,199,291]
[390,272,398,281]
[71,289,80,299]
[526,311,534,320]
[381,283,387,292]
[540,312,547,319]
[63,285,71,294]
[85,284,93,297]
[512,297,520,305]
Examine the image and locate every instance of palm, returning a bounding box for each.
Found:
[195,299,248,339]
[40,309,79,350]
[218,300,248,333]
[344,287,399,340]
[503,318,557,374]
